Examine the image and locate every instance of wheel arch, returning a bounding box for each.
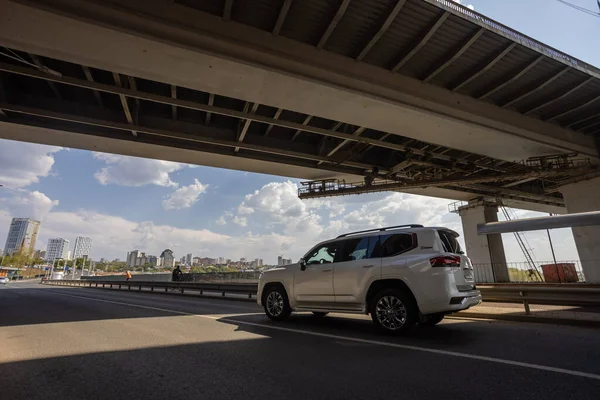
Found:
[261,281,288,305]
[365,279,420,313]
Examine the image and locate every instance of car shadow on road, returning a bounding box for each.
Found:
[217,312,479,349]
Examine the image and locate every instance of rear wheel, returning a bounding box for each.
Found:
[369,288,417,334]
[312,312,329,317]
[263,285,291,321]
[420,313,444,327]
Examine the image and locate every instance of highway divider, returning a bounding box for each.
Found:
[43,279,257,299]
[42,280,600,315]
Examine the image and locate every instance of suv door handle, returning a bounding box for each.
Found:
[322,268,333,272]
[362,265,374,268]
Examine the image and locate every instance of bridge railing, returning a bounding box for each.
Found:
[42,279,600,315]
[473,261,588,284]
[44,279,258,299]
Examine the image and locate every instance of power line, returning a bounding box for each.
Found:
[555,0,600,18]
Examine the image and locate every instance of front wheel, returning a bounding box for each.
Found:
[369,288,417,334]
[263,285,291,321]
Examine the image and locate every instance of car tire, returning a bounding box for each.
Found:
[263,285,292,321]
[420,313,444,327]
[312,312,329,317]
[369,288,417,334]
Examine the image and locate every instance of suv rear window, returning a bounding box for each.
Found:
[437,230,462,254]
[373,233,416,258]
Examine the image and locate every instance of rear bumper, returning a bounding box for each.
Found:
[420,290,482,314]
[451,291,482,310]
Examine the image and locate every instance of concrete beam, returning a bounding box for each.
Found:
[392,12,449,73]
[0,120,359,182]
[356,0,407,61]
[1,0,594,161]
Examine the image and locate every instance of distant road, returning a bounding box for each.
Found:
[1,282,599,400]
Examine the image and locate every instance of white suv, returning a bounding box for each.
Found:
[257,225,481,333]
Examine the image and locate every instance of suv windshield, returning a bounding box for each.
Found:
[437,230,462,254]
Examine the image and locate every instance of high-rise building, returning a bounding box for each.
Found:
[126,250,148,268]
[257,258,264,267]
[3,218,41,257]
[147,255,158,267]
[127,250,139,268]
[46,238,70,262]
[277,255,283,266]
[160,249,175,268]
[72,236,92,259]
[186,253,192,265]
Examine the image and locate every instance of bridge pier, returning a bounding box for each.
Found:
[458,201,509,283]
[560,177,600,283]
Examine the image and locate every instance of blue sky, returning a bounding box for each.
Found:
[0,0,595,264]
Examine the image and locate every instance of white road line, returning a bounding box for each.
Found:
[47,291,600,381]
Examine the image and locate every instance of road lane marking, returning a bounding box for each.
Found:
[47,290,600,381]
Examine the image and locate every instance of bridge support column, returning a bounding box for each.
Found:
[559,177,600,283]
[458,202,509,283]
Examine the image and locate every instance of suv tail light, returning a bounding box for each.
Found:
[430,255,461,268]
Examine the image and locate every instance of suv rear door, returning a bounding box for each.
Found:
[436,229,476,291]
[379,232,419,279]
[332,235,379,307]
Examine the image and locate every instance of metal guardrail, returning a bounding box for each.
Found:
[478,284,600,314]
[43,280,600,316]
[43,279,258,299]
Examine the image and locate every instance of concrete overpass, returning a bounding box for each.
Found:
[0,0,599,280]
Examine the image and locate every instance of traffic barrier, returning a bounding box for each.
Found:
[43,280,600,315]
[43,279,257,299]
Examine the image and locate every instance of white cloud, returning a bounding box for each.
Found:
[0,139,62,189]
[0,190,59,221]
[452,0,475,10]
[215,216,227,226]
[232,215,247,227]
[93,153,188,187]
[162,179,208,211]
[237,181,326,235]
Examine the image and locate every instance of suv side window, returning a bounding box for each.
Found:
[373,233,416,258]
[305,242,339,265]
[437,230,462,254]
[338,236,375,262]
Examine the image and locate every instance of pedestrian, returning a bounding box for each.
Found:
[171,265,183,293]
[172,265,182,282]
[125,270,132,281]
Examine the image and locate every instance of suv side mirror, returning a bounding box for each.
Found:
[299,258,306,271]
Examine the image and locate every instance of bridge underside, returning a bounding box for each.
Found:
[1,0,600,214]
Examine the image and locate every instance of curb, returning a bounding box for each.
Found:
[452,311,600,328]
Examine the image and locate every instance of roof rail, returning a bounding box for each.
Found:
[336,225,424,238]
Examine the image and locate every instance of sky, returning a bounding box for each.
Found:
[0,0,596,265]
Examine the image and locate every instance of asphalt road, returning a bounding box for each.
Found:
[1,282,599,400]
